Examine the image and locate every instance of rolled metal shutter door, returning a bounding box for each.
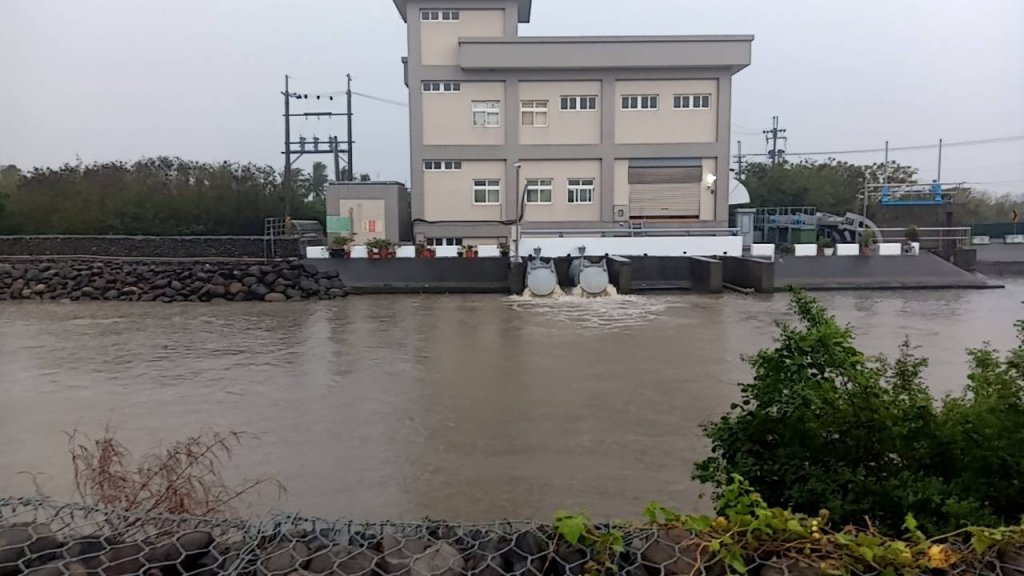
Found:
[628,166,702,217]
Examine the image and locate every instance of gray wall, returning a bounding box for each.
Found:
[0,236,298,259]
[722,256,775,293]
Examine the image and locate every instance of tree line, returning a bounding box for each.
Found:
[740,159,1023,227]
[0,158,368,236]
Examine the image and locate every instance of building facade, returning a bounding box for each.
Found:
[393,0,753,245]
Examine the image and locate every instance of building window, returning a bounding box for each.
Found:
[520,100,548,127]
[426,237,462,246]
[567,178,595,204]
[472,101,501,127]
[422,81,460,93]
[525,179,553,204]
[473,179,501,205]
[673,94,711,109]
[560,95,597,111]
[621,95,659,110]
[421,10,459,21]
[423,160,462,171]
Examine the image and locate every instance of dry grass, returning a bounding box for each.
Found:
[65,426,283,519]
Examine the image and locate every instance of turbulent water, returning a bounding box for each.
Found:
[1,283,1021,521]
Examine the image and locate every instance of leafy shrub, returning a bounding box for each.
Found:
[694,290,1024,536]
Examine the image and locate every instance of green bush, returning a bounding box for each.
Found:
[694,290,1024,536]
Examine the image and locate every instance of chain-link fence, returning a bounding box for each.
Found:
[0,497,1017,576]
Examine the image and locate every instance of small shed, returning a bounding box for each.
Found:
[325,181,412,245]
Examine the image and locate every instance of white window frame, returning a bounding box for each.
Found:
[472,101,501,128]
[473,179,501,205]
[421,10,459,21]
[567,178,595,204]
[673,93,712,110]
[520,100,549,127]
[560,95,598,111]
[621,94,659,110]
[423,160,462,171]
[525,179,553,205]
[422,81,460,93]
[426,237,462,246]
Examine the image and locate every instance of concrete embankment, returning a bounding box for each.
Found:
[775,252,1001,290]
[0,259,346,302]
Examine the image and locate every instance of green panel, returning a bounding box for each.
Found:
[327,216,352,233]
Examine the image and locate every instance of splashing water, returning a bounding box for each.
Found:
[506,286,672,330]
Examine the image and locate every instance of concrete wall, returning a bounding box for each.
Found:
[614,79,718,144]
[689,256,723,293]
[423,81,506,145]
[0,236,299,259]
[310,257,511,294]
[422,160,506,220]
[722,256,775,293]
[517,159,602,222]
[419,8,506,65]
[518,81,602,145]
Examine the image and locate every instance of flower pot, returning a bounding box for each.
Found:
[823,247,835,256]
[860,246,873,256]
[461,250,478,258]
[417,247,436,259]
[329,248,350,259]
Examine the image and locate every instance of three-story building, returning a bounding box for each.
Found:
[394,0,753,246]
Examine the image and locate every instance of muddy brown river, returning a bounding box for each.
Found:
[1,283,1021,521]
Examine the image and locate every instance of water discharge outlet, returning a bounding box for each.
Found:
[525,258,558,297]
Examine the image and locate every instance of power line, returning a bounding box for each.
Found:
[351,91,408,108]
[739,134,1024,158]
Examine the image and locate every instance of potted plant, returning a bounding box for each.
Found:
[779,244,794,255]
[329,235,353,259]
[818,237,836,256]
[366,237,396,260]
[498,242,510,258]
[904,226,921,243]
[459,244,478,258]
[859,229,877,255]
[415,242,436,259]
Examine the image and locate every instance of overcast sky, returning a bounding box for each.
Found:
[2,0,1022,195]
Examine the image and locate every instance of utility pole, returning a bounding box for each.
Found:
[346,74,354,181]
[735,140,744,178]
[281,74,355,196]
[331,136,342,182]
[283,75,292,214]
[763,116,787,165]
[937,138,943,182]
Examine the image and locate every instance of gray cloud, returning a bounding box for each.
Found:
[1,0,1021,194]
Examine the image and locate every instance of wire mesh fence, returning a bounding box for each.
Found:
[0,497,1019,576]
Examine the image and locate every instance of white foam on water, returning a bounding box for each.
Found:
[506,287,671,330]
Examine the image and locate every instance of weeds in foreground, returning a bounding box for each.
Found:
[65,426,283,519]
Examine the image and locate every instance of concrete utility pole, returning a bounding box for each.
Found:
[346,74,354,181]
[283,74,292,211]
[735,140,744,178]
[763,116,788,165]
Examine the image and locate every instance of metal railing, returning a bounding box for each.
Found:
[874,227,973,249]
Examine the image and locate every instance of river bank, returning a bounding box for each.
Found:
[0,258,347,302]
